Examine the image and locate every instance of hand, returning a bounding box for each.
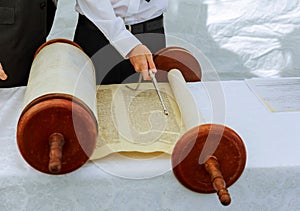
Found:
[0,63,8,80]
[128,44,157,80]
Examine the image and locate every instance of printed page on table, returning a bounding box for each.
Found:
[245,77,300,112]
[91,70,203,160]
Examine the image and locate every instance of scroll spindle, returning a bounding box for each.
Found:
[48,133,65,173]
[16,39,98,175]
[204,156,231,206]
[172,122,246,206]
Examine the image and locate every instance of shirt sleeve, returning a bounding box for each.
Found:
[77,0,141,58]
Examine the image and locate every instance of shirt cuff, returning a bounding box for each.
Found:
[111,34,142,59]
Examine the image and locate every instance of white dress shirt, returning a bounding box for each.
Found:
[76,0,168,58]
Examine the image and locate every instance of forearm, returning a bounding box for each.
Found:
[76,0,141,58]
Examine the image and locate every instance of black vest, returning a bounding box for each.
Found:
[0,0,55,87]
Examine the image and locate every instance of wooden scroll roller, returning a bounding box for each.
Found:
[172,124,247,206]
[154,47,247,205]
[17,39,98,175]
[153,46,202,82]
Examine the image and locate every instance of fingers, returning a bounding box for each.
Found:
[141,70,151,80]
[131,55,153,80]
[146,54,157,74]
[130,55,151,80]
[128,45,157,80]
[0,63,8,80]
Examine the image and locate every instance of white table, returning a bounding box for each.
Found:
[0,80,299,211]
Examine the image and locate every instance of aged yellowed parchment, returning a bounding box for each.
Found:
[91,69,203,160]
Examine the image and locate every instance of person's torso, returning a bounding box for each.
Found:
[0,0,55,87]
[76,0,168,25]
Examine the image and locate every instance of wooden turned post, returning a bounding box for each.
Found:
[172,124,246,206]
[204,156,231,206]
[48,133,65,173]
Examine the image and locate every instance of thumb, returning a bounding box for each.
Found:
[146,54,157,73]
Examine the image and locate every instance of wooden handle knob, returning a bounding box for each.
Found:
[204,156,231,206]
[48,133,65,173]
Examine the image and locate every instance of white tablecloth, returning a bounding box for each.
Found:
[0,80,299,211]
